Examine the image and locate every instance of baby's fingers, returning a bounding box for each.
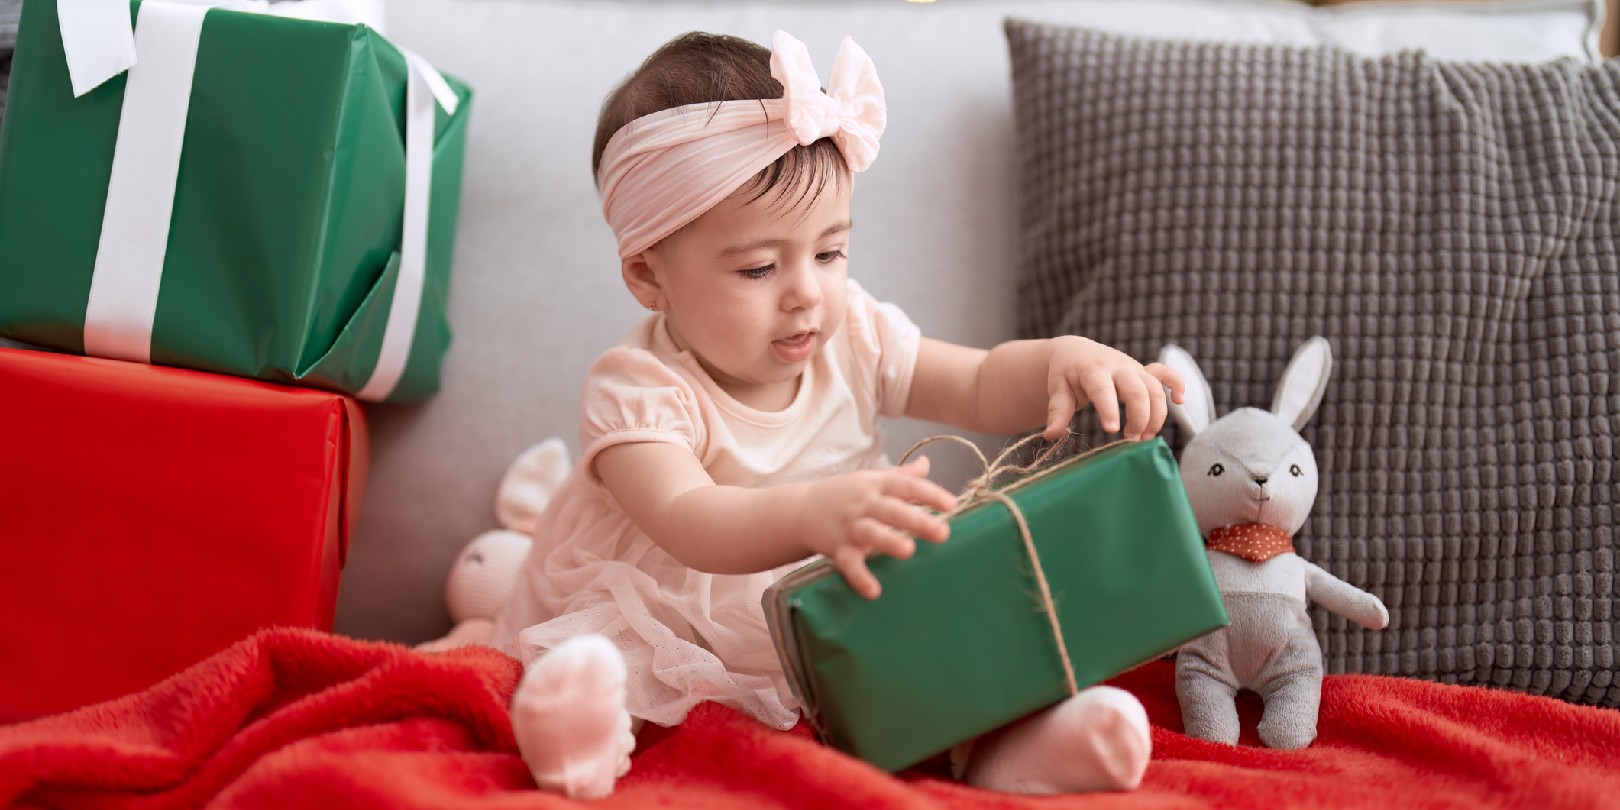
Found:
[1082,371,1122,434]
[887,463,958,514]
[856,515,921,560]
[1115,371,1154,440]
[1145,362,1186,405]
[1044,387,1077,441]
[835,544,882,600]
[870,497,949,544]
[1143,370,1170,438]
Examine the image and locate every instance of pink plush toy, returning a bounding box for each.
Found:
[417,438,569,652]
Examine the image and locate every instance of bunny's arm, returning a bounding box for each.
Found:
[1304,562,1389,630]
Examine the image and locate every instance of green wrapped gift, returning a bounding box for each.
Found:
[0,0,471,402]
[765,437,1228,773]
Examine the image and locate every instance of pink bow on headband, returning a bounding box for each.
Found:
[771,31,886,172]
[596,31,888,258]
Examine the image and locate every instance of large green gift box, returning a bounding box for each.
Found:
[0,0,472,402]
[765,438,1228,773]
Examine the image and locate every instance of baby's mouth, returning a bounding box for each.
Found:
[771,331,817,362]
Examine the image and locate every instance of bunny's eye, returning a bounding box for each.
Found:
[1208,463,1224,477]
[1290,464,1303,477]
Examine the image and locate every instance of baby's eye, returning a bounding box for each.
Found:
[816,249,847,264]
[739,264,774,280]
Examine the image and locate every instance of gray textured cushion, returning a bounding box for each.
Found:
[0,0,15,128]
[0,0,16,50]
[1,55,11,128]
[0,1,16,119]
[1005,19,1619,705]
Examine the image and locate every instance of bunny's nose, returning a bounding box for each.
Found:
[1253,476,1268,486]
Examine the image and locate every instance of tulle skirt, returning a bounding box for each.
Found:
[491,474,803,730]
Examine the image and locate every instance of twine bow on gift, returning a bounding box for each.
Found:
[898,433,1118,698]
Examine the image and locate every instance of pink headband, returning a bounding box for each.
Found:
[596,30,886,259]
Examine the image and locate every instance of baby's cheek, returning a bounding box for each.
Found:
[820,297,848,339]
[816,324,838,350]
[699,304,752,341]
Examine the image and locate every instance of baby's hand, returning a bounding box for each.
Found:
[798,456,957,600]
[1043,336,1185,441]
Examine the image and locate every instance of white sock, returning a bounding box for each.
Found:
[963,685,1152,795]
[510,634,637,800]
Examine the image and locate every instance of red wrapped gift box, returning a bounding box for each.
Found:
[0,347,367,722]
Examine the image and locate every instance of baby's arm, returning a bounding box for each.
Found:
[906,336,1185,442]
[594,441,957,599]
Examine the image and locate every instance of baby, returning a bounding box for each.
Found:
[489,29,1184,800]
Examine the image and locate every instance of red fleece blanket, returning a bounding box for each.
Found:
[3,628,1617,809]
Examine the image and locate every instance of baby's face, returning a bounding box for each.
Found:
[647,173,853,410]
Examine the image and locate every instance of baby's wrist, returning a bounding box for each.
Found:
[775,479,821,557]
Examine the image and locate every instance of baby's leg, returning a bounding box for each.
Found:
[961,685,1151,795]
[511,634,638,800]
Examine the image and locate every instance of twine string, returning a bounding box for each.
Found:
[897,432,1086,696]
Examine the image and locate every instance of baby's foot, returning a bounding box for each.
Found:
[511,634,636,800]
[964,685,1152,795]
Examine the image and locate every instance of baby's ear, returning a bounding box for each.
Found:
[621,253,663,310]
[1159,344,1214,436]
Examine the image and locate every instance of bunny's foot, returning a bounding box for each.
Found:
[963,685,1151,795]
[1257,671,1321,750]
[1176,668,1241,745]
[512,634,637,800]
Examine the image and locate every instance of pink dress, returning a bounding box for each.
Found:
[490,280,920,729]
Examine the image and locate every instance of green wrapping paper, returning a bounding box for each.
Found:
[765,438,1228,773]
[0,0,471,401]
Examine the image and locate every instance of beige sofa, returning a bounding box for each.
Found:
[340,0,1610,650]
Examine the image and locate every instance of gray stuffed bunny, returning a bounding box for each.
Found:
[1161,337,1388,750]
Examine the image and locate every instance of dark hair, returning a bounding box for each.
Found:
[592,32,847,211]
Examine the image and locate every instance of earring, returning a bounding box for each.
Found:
[647,300,660,311]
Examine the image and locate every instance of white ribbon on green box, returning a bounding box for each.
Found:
[55,0,459,401]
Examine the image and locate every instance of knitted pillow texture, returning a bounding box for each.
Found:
[1004,18,1619,705]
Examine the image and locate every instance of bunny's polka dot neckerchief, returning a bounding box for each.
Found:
[1206,523,1295,563]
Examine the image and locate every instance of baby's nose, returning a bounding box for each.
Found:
[783,265,822,308]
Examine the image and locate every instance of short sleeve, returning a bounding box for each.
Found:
[842,279,921,418]
[579,347,706,478]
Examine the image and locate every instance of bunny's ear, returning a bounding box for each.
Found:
[1159,344,1215,437]
[494,437,571,534]
[1272,336,1332,430]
